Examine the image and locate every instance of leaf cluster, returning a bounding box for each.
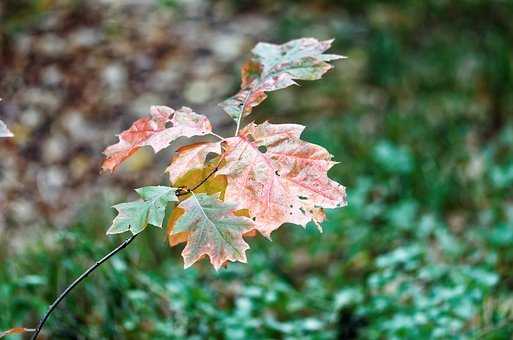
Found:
[101,38,347,269]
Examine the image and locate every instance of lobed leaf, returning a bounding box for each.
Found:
[170,193,255,270]
[107,186,178,235]
[167,161,227,247]
[219,38,345,124]
[0,120,13,138]
[102,106,212,172]
[166,141,222,184]
[218,121,347,237]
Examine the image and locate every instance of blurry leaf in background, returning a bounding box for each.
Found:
[0,120,14,138]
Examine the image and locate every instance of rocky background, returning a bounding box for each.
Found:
[1,0,280,231]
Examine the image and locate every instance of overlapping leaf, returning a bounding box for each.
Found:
[166,161,228,247]
[166,142,222,184]
[169,193,255,270]
[219,38,344,124]
[100,37,347,271]
[218,121,347,237]
[102,106,212,172]
[0,120,13,138]
[107,186,178,235]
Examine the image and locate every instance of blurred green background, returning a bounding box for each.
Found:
[1,0,513,339]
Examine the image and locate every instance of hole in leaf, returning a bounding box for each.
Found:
[258,145,267,153]
[205,152,217,162]
[275,170,280,176]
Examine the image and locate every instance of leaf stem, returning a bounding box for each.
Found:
[191,165,219,191]
[209,132,225,140]
[30,233,139,339]
[234,91,251,136]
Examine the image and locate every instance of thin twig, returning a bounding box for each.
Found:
[30,149,225,338]
[234,91,251,136]
[209,132,225,140]
[191,165,219,191]
[175,154,225,197]
[30,233,139,339]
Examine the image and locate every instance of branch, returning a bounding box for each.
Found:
[30,233,139,339]
[175,154,225,196]
[29,151,223,338]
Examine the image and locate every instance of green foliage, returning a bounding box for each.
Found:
[107,186,178,235]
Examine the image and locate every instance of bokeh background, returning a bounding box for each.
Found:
[2,0,513,339]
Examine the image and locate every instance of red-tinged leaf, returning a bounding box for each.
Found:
[102,106,212,172]
[167,161,229,248]
[219,38,345,123]
[0,120,13,138]
[0,327,35,338]
[170,193,255,270]
[166,142,222,184]
[241,59,262,88]
[218,121,347,237]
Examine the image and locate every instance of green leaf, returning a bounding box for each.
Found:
[171,193,255,270]
[107,186,178,235]
[219,38,345,124]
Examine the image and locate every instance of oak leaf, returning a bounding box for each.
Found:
[167,160,227,247]
[0,327,34,338]
[170,193,255,270]
[218,121,347,237]
[166,164,258,248]
[219,38,345,123]
[102,106,211,172]
[107,186,178,235]
[166,142,222,184]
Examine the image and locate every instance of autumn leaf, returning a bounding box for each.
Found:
[169,193,255,270]
[107,186,178,235]
[0,327,34,338]
[0,120,13,138]
[219,38,345,125]
[218,121,347,237]
[166,142,222,184]
[102,106,212,172]
[167,161,227,246]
